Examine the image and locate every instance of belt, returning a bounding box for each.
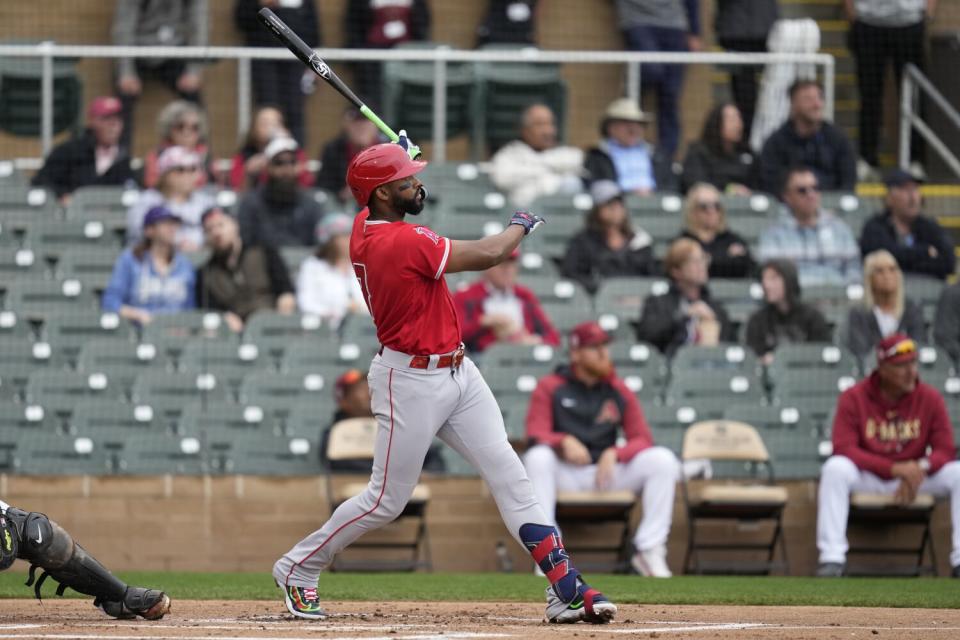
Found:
[379,344,465,371]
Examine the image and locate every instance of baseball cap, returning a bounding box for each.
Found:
[590,180,623,207]
[884,168,924,188]
[87,96,122,120]
[603,98,652,124]
[569,321,611,349]
[142,205,182,230]
[315,213,353,245]
[334,369,366,402]
[157,145,200,175]
[264,136,299,162]
[876,333,918,365]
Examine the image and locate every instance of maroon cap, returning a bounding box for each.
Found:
[87,96,122,120]
[876,333,918,365]
[569,321,610,349]
[334,368,366,401]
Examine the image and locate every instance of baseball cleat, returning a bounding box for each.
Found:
[279,583,328,620]
[544,577,616,624]
[97,588,171,620]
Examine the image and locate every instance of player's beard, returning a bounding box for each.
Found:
[395,185,428,216]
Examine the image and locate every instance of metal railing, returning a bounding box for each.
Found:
[0,42,835,163]
[900,63,960,179]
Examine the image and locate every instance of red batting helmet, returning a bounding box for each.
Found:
[346,143,428,206]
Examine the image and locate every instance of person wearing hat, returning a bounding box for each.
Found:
[680,102,757,194]
[524,321,680,577]
[126,144,215,251]
[583,98,673,194]
[236,136,326,248]
[296,213,368,327]
[816,333,960,578]
[102,205,196,325]
[453,246,560,353]
[31,96,136,204]
[560,179,656,294]
[859,169,954,280]
[316,107,384,204]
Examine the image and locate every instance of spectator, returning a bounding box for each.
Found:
[523,321,681,577]
[112,0,207,149]
[126,146,215,251]
[102,206,196,325]
[237,136,326,248]
[583,98,673,194]
[678,182,755,278]
[560,180,656,295]
[476,0,538,46]
[746,259,832,364]
[315,107,382,203]
[614,0,701,158]
[636,238,735,355]
[758,167,861,287]
[845,249,926,359]
[816,333,960,578]
[229,105,313,191]
[234,0,320,145]
[320,369,446,472]
[196,207,296,333]
[934,282,960,365]
[490,104,584,207]
[758,80,857,194]
[453,248,560,354]
[31,96,135,205]
[345,0,431,108]
[713,0,779,139]
[681,102,757,194]
[859,169,954,281]
[142,100,213,189]
[296,213,367,327]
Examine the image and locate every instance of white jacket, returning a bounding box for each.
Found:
[490,140,585,207]
[296,256,368,327]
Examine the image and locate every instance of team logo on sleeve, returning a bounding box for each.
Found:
[414,226,441,245]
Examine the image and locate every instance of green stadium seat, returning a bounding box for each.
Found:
[140,311,235,358]
[528,192,594,220]
[0,246,45,279]
[540,301,594,334]
[482,361,555,401]
[0,338,65,400]
[498,393,530,445]
[76,339,173,393]
[42,311,135,365]
[523,213,581,262]
[609,339,668,389]
[0,309,32,339]
[23,219,120,261]
[178,338,270,390]
[723,404,823,479]
[279,337,377,372]
[671,344,761,374]
[634,214,682,245]
[130,371,230,418]
[70,400,169,439]
[54,248,121,293]
[0,403,60,435]
[0,184,59,222]
[418,162,497,192]
[180,402,278,438]
[13,432,113,475]
[120,433,204,475]
[481,342,559,368]
[238,371,331,425]
[279,246,311,274]
[64,185,139,229]
[0,55,82,138]
[903,276,945,314]
[436,209,514,241]
[771,369,857,403]
[25,370,122,405]
[642,404,698,455]
[286,398,338,439]
[242,311,334,361]
[721,193,774,216]
[205,430,320,475]
[767,343,860,385]
[0,161,26,187]
[4,278,99,320]
[623,193,684,214]
[665,369,764,405]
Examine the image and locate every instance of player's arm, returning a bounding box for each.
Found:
[445,211,544,274]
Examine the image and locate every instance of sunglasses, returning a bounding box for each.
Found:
[270,157,298,167]
[793,185,820,195]
[174,121,201,132]
[171,165,200,174]
[695,200,721,211]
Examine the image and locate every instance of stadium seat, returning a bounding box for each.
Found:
[0,403,60,435]
[595,277,672,332]
[119,433,205,475]
[23,219,120,261]
[140,312,235,358]
[608,340,668,401]
[4,278,100,320]
[285,397,339,439]
[13,432,113,475]
[528,192,594,221]
[481,342,558,368]
[671,344,761,374]
[722,404,822,480]
[0,184,58,225]
[242,311,334,361]
[76,338,173,391]
[178,338,270,390]
[64,185,139,229]
[642,404,698,455]
[665,369,764,406]
[0,309,32,340]
[131,371,229,421]
[279,246,311,274]
[70,400,170,440]
[498,393,530,445]
[279,337,377,372]
[623,192,684,215]
[482,360,557,397]
[180,402,277,438]
[205,429,319,476]
[770,369,857,404]
[766,343,859,381]
[42,311,135,365]
[54,248,120,293]
[0,246,45,280]
[238,371,331,427]
[25,370,122,405]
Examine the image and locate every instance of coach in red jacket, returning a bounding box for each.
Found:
[523,321,680,577]
[453,248,560,353]
[816,333,960,578]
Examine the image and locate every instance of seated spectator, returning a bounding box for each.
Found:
[229,105,312,191]
[31,96,135,205]
[195,207,296,333]
[678,182,755,278]
[758,167,860,287]
[816,334,960,578]
[758,80,856,194]
[142,100,213,189]
[237,136,325,247]
[583,98,672,194]
[453,248,560,354]
[476,0,538,46]
[320,369,445,472]
[560,180,656,294]
[102,206,195,325]
[681,102,757,194]
[746,259,832,364]
[126,145,214,251]
[934,282,960,365]
[490,103,584,207]
[523,321,680,577]
[860,169,955,281]
[636,238,735,355]
[296,213,367,327]
[845,249,926,359]
[315,107,382,204]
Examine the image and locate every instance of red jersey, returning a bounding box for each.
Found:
[350,208,461,355]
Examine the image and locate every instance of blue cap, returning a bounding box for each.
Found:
[142,205,182,230]
[884,168,924,188]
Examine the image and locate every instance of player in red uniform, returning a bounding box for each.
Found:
[272,136,617,624]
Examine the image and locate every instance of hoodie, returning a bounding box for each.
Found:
[745,259,832,356]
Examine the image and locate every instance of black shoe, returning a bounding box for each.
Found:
[952,565,960,578]
[816,562,845,577]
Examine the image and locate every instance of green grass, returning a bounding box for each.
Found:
[1,572,959,608]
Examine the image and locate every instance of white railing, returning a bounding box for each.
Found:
[900,63,960,179]
[0,42,835,163]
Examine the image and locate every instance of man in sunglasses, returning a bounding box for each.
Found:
[816,333,960,578]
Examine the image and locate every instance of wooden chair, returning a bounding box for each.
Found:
[846,492,938,576]
[554,490,636,573]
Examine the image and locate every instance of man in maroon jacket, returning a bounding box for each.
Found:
[816,333,960,577]
[523,322,680,577]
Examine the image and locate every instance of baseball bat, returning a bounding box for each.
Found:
[256,7,399,143]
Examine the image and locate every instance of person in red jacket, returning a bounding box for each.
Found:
[816,333,960,578]
[452,248,560,353]
[523,322,680,577]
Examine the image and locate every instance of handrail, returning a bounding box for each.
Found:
[900,63,960,179]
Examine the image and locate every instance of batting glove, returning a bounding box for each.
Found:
[509,210,546,235]
[395,129,422,161]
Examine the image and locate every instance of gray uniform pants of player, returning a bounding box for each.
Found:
[274,349,548,587]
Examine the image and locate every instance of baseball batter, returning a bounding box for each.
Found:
[272,137,617,624]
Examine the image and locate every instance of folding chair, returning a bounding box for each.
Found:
[845,492,938,576]
[554,490,636,573]
[681,420,789,575]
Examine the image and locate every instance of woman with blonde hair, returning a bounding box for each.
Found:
[678,182,754,278]
[142,100,213,189]
[844,249,925,358]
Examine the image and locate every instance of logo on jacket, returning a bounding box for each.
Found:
[414,226,440,245]
[596,399,621,424]
[560,397,576,408]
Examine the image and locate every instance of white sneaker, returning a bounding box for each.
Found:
[631,545,672,578]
